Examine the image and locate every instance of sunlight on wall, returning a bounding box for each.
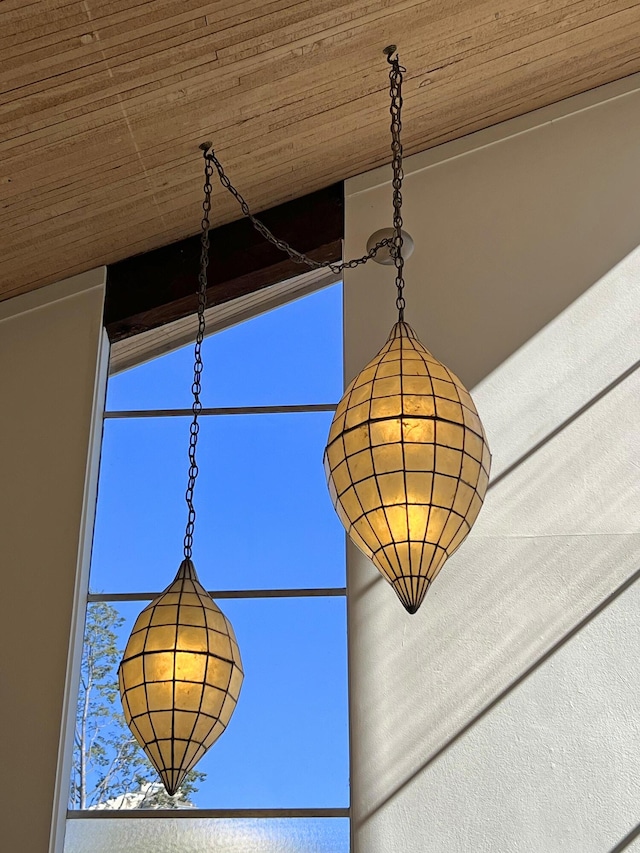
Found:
[348,257,640,839]
[345,79,640,853]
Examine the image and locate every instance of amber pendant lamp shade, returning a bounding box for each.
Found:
[324,321,491,614]
[118,559,244,795]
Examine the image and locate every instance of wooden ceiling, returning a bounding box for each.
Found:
[2,0,640,301]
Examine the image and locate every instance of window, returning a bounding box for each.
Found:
[65,284,350,851]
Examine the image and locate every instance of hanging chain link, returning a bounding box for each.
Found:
[182,52,407,558]
[200,50,406,284]
[183,149,213,560]
[202,50,406,286]
[203,149,392,274]
[386,47,407,321]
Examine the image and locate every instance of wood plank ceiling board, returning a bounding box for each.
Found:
[1,0,640,301]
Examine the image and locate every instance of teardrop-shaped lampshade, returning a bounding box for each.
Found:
[324,321,491,614]
[118,559,243,795]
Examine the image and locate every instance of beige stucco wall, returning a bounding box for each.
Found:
[344,75,640,852]
[0,271,108,853]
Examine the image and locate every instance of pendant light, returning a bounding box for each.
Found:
[323,48,491,613]
[118,151,244,795]
[192,47,490,616]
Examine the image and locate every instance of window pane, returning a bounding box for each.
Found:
[70,598,348,810]
[106,284,343,411]
[64,817,349,853]
[90,414,345,593]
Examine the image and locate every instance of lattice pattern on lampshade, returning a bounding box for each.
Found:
[118,559,243,795]
[324,321,491,614]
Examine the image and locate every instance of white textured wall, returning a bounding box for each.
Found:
[344,75,640,852]
[0,271,108,853]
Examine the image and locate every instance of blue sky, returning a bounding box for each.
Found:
[105,283,344,411]
[82,284,349,810]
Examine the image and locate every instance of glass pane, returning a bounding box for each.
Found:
[64,817,349,853]
[90,414,345,593]
[106,284,343,411]
[69,598,348,810]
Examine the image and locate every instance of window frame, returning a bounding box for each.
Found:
[65,282,351,833]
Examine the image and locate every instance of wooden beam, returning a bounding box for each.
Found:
[104,182,344,342]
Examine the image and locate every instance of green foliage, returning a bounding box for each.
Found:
[70,601,205,809]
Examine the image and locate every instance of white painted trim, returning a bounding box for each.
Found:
[49,328,110,853]
[0,268,106,324]
[347,71,640,196]
[109,267,340,375]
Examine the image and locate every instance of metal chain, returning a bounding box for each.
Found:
[198,48,406,310]
[183,148,212,559]
[386,47,407,321]
[204,149,392,274]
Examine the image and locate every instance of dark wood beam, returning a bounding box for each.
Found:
[104,183,344,342]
